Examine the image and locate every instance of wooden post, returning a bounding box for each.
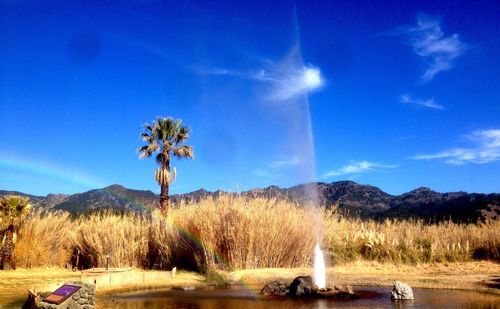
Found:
[76,250,80,270]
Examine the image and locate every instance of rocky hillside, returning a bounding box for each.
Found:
[241,181,393,213]
[0,190,66,209]
[1,182,498,222]
[0,185,157,213]
[233,182,499,222]
[53,185,158,212]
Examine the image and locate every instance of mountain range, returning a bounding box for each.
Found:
[1,181,498,222]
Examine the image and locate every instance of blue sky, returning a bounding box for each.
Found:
[1,0,499,196]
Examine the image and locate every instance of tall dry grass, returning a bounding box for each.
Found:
[10,197,500,269]
[14,210,72,268]
[325,214,500,264]
[170,196,320,271]
[71,211,150,268]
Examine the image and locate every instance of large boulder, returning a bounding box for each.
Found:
[391,280,414,300]
[260,280,288,296]
[289,276,319,296]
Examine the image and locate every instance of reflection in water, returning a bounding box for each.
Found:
[98,286,500,309]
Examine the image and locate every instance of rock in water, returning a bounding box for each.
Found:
[261,280,288,296]
[332,284,354,295]
[391,280,414,300]
[289,276,319,296]
[261,278,358,299]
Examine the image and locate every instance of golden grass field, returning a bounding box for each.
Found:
[11,196,499,271]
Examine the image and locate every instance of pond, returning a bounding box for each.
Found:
[97,285,500,308]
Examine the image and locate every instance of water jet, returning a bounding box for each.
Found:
[313,242,326,290]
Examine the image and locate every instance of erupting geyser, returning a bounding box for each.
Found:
[313,243,326,289]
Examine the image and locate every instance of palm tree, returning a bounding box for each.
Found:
[0,195,32,228]
[138,117,194,215]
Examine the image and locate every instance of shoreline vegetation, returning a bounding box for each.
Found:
[1,195,498,304]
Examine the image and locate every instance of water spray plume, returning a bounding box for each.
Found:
[290,9,327,291]
[313,242,326,289]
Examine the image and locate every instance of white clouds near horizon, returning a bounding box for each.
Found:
[321,161,397,179]
[413,129,500,165]
[400,94,444,110]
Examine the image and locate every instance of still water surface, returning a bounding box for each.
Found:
[98,285,500,308]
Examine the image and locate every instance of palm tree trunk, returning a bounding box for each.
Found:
[159,158,170,215]
[160,183,170,215]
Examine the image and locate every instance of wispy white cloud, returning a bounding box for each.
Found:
[321,161,397,179]
[254,64,324,101]
[253,154,304,180]
[253,156,301,178]
[106,33,325,101]
[400,94,444,110]
[268,156,301,168]
[193,47,324,101]
[413,129,500,165]
[400,15,466,82]
[189,66,244,76]
[252,168,273,178]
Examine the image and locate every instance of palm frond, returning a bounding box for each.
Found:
[139,151,152,159]
[138,144,159,158]
[141,132,154,143]
[175,126,190,144]
[157,117,173,143]
[173,145,194,159]
[154,120,163,142]
[170,119,181,139]
[0,195,31,222]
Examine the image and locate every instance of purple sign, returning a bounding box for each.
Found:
[53,285,80,296]
[44,284,82,304]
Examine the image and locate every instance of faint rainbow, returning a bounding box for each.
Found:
[102,186,155,212]
[0,152,106,191]
[170,222,261,299]
[139,206,262,298]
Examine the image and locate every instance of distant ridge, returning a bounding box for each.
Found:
[1,182,498,222]
[54,184,158,213]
